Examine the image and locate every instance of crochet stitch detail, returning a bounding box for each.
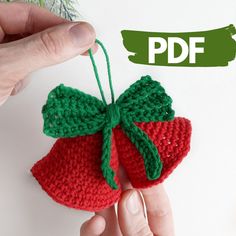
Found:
[32,132,121,212]
[42,84,106,137]
[41,75,175,188]
[114,117,192,188]
[31,117,191,211]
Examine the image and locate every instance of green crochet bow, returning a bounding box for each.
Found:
[42,39,175,189]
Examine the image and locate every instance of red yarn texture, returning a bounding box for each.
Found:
[114,117,192,188]
[31,117,191,212]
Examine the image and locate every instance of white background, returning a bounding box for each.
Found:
[0,0,236,235]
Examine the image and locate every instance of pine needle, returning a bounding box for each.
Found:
[2,0,79,20]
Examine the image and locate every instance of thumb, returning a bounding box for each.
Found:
[1,21,95,81]
[118,190,152,236]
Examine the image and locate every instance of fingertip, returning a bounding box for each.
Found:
[69,21,96,49]
[81,22,96,41]
[118,189,144,212]
[80,215,106,236]
[96,206,122,236]
[89,215,106,234]
[140,184,175,236]
[118,189,134,206]
[141,184,171,216]
[81,42,98,56]
[118,190,152,236]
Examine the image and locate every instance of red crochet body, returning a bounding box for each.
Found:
[31,117,191,211]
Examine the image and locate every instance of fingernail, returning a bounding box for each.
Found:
[126,191,141,214]
[69,22,95,48]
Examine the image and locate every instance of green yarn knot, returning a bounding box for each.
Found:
[106,103,120,128]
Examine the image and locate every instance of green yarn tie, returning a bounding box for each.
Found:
[87,40,166,189]
[88,40,119,189]
[42,39,175,189]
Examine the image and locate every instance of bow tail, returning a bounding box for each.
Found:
[121,119,163,180]
[101,123,118,189]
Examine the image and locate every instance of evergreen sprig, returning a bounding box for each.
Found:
[2,0,79,20]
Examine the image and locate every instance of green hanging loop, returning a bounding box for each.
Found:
[88,39,118,189]
[88,39,115,105]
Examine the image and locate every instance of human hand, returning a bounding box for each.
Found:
[0,2,96,106]
[80,184,175,236]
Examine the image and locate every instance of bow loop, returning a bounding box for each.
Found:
[117,75,175,122]
[42,84,106,138]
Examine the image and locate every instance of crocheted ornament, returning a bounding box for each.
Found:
[31,39,192,211]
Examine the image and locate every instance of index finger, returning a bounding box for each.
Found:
[0,2,67,36]
[141,184,175,236]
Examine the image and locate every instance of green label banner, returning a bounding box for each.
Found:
[121,24,236,67]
